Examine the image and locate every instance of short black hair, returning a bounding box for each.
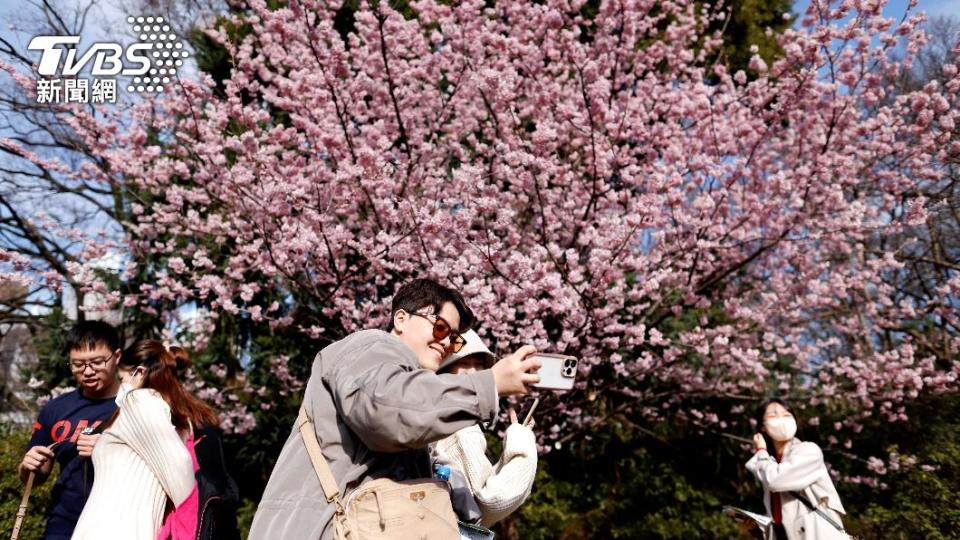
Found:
[390,278,475,332]
[63,320,120,356]
[754,398,795,453]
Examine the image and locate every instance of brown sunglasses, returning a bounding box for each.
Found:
[409,312,466,353]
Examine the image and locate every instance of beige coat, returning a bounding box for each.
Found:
[248,330,499,540]
[745,439,848,540]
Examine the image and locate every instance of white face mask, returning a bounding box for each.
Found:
[764,416,797,442]
[114,382,133,407]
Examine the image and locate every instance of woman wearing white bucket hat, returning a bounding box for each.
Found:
[431,330,539,538]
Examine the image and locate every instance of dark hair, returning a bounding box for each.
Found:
[754,398,795,457]
[390,278,475,332]
[63,320,120,356]
[111,340,218,431]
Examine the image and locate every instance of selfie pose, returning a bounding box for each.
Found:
[746,399,848,540]
[72,341,220,540]
[433,330,539,535]
[249,278,541,540]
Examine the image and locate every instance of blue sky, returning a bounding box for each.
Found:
[793,0,960,22]
[1,1,129,54]
[905,0,959,16]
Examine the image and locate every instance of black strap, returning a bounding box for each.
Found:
[789,491,846,533]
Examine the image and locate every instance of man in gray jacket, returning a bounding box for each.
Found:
[249,278,541,539]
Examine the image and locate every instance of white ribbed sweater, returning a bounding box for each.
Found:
[433,423,538,527]
[72,389,195,540]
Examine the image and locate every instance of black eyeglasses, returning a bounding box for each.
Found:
[409,312,466,353]
[68,351,117,373]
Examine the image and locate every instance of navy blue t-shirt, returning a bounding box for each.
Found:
[27,389,117,540]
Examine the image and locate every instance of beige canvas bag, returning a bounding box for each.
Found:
[296,407,460,539]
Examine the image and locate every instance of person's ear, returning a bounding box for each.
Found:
[393,310,408,334]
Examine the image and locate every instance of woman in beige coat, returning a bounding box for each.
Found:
[746,399,849,540]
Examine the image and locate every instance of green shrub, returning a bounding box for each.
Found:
[841,396,960,539]
[0,424,53,540]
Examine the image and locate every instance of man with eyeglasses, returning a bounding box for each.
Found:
[250,278,542,540]
[19,320,121,540]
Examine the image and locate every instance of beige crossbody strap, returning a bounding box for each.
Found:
[296,406,341,504]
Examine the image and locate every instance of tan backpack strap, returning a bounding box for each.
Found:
[296,406,342,505]
[11,472,34,540]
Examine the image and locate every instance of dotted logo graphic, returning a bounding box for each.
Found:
[125,16,187,93]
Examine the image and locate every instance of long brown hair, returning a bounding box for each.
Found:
[112,340,218,431]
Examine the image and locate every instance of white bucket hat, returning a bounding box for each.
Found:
[439,329,496,372]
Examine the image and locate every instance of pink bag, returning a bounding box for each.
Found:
[157,433,202,540]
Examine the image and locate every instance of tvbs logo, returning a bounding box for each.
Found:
[29,36,152,77]
[28,16,187,103]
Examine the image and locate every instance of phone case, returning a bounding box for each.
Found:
[518,397,539,425]
[530,353,578,391]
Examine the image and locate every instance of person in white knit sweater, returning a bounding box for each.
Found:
[72,340,219,540]
[432,330,539,534]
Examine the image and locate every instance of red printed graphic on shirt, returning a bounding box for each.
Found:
[50,420,103,443]
[51,420,71,442]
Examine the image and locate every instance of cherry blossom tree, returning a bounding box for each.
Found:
[52,0,960,469]
[0,1,126,321]
[0,0,272,433]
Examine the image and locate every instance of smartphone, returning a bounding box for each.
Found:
[517,397,539,425]
[529,353,578,391]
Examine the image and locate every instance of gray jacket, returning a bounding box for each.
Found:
[248,329,499,540]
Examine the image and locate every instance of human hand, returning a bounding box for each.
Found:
[491,346,541,396]
[509,408,537,429]
[753,433,767,452]
[21,445,55,474]
[77,433,101,458]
